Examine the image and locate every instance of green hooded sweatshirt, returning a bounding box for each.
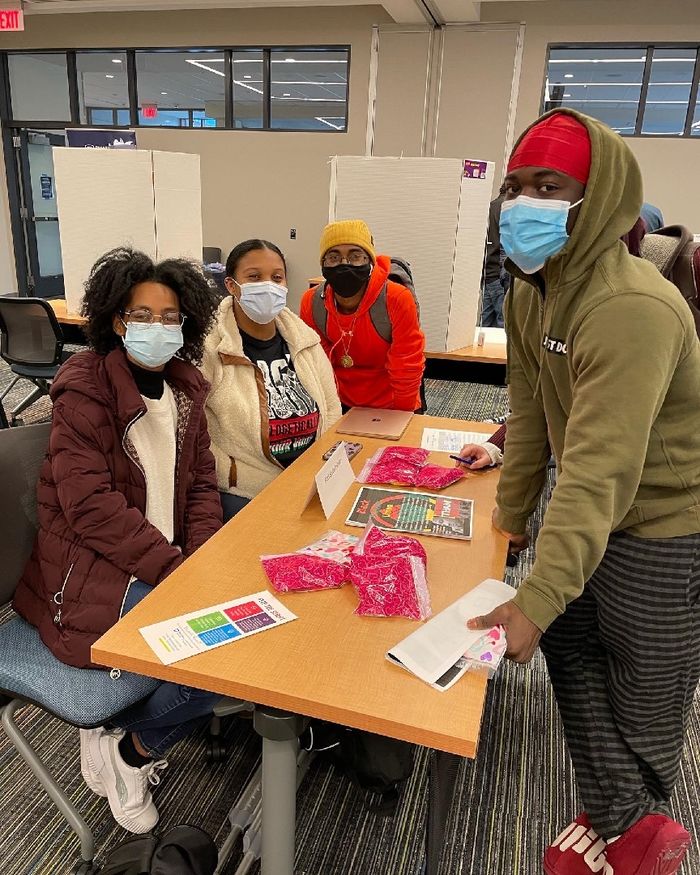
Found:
[496,108,700,632]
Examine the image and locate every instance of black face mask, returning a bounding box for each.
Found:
[322,263,372,299]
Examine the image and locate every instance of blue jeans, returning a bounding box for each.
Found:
[110,580,219,758]
[220,491,251,523]
[481,278,506,328]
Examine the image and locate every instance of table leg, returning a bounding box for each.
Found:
[425,749,462,875]
[253,706,308,875]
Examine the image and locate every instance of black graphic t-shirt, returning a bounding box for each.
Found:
[241,329,320,468]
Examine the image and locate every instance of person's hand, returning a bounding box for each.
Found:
[467,600,541,664]
[491,507,529,554]
[455,443,492,470]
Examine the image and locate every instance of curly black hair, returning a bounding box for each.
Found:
[81,247,219,364]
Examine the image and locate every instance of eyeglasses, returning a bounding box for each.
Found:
[123,309,186,327]
[322,251,370,268]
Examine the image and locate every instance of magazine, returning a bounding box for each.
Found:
[346,486,473,540]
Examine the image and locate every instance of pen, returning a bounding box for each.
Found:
[450,454,476,466]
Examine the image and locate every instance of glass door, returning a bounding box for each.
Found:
[16,129,65,298]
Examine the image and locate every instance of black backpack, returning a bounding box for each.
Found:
[310,256,420,344]
[303,721,415,815]
[97,825,217,875]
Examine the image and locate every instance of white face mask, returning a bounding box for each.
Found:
[234,280,288,324]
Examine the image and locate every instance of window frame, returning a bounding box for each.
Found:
[542,42,700,138]
[0,44,351,134]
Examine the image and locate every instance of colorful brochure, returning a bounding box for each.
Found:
[346,486,473,540]
[139,591,297,665]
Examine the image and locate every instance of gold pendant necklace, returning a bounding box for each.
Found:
[332,308,359,369]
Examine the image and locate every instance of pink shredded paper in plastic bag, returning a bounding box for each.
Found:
[357,446,429,486]
[416,464,464,490]
[357,446,463,490]
[261,553,348,593]
[349,525,431,619]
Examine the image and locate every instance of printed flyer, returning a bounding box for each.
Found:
[346,486,473,540]
[140,591,297,665]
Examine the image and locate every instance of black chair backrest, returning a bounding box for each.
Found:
[0,297,64,367]
[202,246,222,265]
[0,422,51,605]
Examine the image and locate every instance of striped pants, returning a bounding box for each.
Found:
[539,531,700,839]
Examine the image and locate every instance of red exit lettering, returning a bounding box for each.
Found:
[0,10,24,31]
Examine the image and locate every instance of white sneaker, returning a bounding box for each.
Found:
[98,732,167,834]
[79,727,111,797]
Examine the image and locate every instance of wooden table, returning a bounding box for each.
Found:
[426,341,507,365]
[93,414,508,874]
[48,298,87,327]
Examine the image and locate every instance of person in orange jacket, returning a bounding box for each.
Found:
[300,219,425,412]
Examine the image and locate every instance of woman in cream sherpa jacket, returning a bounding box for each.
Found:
[201,240,341,515]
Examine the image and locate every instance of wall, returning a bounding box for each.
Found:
[0,6,391,305]
[481,0,700,229]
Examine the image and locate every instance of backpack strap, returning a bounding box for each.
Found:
[310,282,330,340]
[368,283,392,344]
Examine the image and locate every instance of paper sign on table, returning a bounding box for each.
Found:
[420,428,492,454]
[310,441,356,518]
[140,591,296,665]
[347,486,473,540]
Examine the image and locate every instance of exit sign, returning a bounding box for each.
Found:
[0,9,23,31]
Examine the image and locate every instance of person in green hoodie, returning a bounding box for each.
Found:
[468,110,700,875]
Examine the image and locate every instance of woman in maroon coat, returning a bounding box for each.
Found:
[13,248,223,834]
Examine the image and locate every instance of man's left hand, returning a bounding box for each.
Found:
[467,600,542,664]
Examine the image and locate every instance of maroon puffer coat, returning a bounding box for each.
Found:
[13,347,223,668]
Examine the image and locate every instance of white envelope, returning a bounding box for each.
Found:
[386,578,515,686]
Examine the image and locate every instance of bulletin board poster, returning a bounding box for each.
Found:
[66,128,137,149]
[346,487,473,540]
[463,159,488,180]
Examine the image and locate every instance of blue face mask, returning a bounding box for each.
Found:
[122,322,184,369]
[499,194,583,274]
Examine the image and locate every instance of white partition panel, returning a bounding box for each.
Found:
[329,155,493,351]
[54,147,156,315]
[54,147,203,315]
[152,151,202,263]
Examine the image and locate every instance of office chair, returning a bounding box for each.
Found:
[0,423,162,874]
[202,246,222,265]
[0,297,73,424]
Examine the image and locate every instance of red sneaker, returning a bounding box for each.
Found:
[544,813,613,875]
[605,814,690,875]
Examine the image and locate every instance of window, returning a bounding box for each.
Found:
[543,44,700,137]
[76,51,129,125]
[1,46,350,133]
[233,50,264,129]
[269,49,349,131]
[8,53,71,121]
[136,50,226,128]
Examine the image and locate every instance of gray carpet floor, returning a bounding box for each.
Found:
[1,368,698,875]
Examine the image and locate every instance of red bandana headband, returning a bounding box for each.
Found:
[508,113,591,186]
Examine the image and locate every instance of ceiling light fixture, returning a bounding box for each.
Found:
[105,74,114,79]
[161,91,168,95]
[564,73,574,78]
[112,59,122,64]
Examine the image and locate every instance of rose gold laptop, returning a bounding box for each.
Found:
[336,407,413,441]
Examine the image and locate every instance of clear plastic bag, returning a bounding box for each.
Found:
[416,464,464,490]
[357,446,464,490]
[357,446,429,486]
[298,530,359,564]
[349,525,431,620]
[261,553,348,593]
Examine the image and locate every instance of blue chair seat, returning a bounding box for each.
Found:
[0,613,160,727]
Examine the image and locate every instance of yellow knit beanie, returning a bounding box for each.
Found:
[319,219,376,263]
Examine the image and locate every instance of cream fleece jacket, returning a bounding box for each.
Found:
[201,297,342,499]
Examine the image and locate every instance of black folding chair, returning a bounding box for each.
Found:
[0,297,73,424]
